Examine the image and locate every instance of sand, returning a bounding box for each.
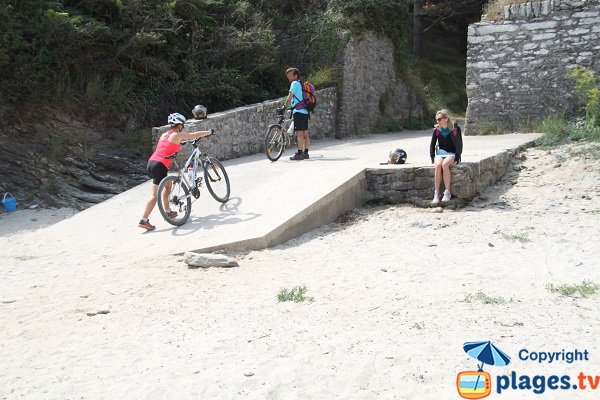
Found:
[1,143,599,400]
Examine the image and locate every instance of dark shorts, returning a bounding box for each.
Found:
[293,112,309,131]
[147,160,168,185]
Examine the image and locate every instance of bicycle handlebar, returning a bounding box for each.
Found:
[180,129,215,146]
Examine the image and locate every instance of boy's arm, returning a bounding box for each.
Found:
[284,92,293,109]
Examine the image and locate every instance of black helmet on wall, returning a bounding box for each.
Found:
[388,148,407,164]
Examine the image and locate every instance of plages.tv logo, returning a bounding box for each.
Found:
[456,341,511,399]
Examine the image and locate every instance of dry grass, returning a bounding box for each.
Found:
[483,0,532,21]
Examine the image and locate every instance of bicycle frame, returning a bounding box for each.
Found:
[181,147,201,188]
[279,110,295,146]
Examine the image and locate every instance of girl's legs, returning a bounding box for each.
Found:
[161,180,172,211]
[432,158,444,203]
[441,157,455,201]
[143,184,159,219]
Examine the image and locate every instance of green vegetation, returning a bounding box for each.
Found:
[464,290,510,305]
[0,1,485,129]
[115,128,154,153]
[535,67,600,147]
[416,29,469,114]
[501,231,531,243]
[277,286,314,303]
[546,281,600,298]
[476,121,508,136]
[569,66,600,127]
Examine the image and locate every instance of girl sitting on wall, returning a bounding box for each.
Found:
[429,109,463,204]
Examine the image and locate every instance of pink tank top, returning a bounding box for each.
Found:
[149,130,181,168]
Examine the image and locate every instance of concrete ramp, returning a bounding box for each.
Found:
[5,131,539,260]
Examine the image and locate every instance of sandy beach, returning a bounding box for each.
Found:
[1,143,599,399]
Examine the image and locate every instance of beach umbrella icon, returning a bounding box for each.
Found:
[464,341,511,370]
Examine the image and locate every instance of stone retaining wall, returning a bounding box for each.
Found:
[365,140,536,204]
[466,0,600,135]
[152,88,337,167]
[338,32,428,137]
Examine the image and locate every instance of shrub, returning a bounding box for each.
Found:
[569,65,600,127]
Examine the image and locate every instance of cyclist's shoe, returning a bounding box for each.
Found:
[303,152,310,159]
[290,152,304,161]
[138,219,156,230]
[166,210,178,218]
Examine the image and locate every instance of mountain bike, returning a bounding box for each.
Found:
[157,135,231,226]
[264,106,295,162]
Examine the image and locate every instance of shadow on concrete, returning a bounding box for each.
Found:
[164,196,261,237]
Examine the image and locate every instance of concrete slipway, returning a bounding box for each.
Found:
[10,131,539,259]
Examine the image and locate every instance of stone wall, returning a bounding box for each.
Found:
[338,32,428,137]
[152,30,430,163]
[465,0,600,135]
[365,141,535,204]
[152,88,337,166]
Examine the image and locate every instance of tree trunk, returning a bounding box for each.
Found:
[413,0,423,59]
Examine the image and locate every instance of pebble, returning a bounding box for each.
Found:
[488,242,495,247]
[2,299,16,304]
[380,268,388,272]
[244,372,254,377]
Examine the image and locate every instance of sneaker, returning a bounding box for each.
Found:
[290,153,304,161]
[138,219,156,230]
[442,190,452,202]
[431,191,441,205]
[303,152,310,159]
[166,210,178,218]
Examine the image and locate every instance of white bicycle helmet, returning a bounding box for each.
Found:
[168,113,186,126]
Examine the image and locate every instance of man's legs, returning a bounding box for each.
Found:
[290,113,309,160]
[302,130,310,158]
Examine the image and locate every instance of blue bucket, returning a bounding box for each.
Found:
[1,192,17,212]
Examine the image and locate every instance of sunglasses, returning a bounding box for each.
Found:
[436,117,446,122]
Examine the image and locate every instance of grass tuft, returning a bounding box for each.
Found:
[277,286,314,303]
[464,291,509,305]
[501,231,531,243]
[546,281,600,298]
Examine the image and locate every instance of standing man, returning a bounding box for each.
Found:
[284,67,310,160]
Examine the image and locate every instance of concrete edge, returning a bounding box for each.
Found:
[182,137,539,255]
[184,170,367,254]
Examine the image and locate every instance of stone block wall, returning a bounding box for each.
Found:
[152,30,431,164]
[365,142,532,204]
[465,0,600,135]
[152,88,337,167]
[338,32,428,137]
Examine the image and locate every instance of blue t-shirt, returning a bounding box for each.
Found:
[289,80,309,115]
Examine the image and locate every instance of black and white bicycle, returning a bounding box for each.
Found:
[157,135,230,226]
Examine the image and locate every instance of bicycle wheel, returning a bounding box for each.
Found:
[264,125,285,162]
[157,175,192,226]
[203,158,231,203]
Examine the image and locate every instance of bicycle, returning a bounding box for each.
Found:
[157,135,231,226]
[264,106,296,162]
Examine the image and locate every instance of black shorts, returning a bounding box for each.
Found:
[147,160,168,185]
[293,112,309,131]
